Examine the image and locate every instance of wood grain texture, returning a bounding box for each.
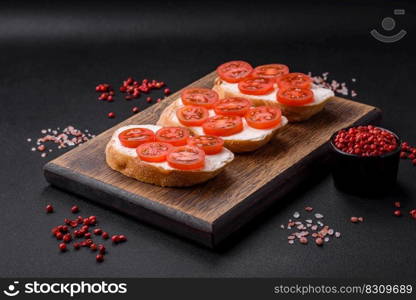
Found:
[44,71,382,247]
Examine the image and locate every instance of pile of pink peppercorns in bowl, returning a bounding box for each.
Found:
[330,125,401,195]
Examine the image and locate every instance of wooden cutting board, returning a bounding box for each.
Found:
[44,71,382,248]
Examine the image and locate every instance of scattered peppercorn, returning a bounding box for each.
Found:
[63,234,72,243]
[111,235,119,243]
[59,243,67,252]
[315,237,324,246]
[96,254,104,263]
[98,244,106,254]
[350,216,359,223]
[399,141,416,166]
[47,205,126,263]
[55,232,63,240]
[93,228,102,235]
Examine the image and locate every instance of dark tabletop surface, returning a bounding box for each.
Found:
[1,0,415,278]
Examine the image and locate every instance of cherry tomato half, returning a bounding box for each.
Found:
[155,127,190,146]
[216,60,253,83]
[181,88,219,109]
[245,106,282,129]
[202,115,243,137]
[252,64,289,80]
[213,97,253,117]
[176,105,209,127]
[187,135,224,155]
[118,128,155,148]
[136,142,173,162]
[167,146,205,170]
[238,77,274,95]
[277,87,314,106]
[276,72,312,90]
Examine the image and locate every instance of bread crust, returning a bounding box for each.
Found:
[212,76,334,122]
[105,139,231,187]
[157,99,287,153]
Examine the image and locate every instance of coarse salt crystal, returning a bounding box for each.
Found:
[314,213,324,219]
[293,212,300,219]
[335,232,341,238]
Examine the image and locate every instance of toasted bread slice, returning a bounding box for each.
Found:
[105,125,234,187]
[212,76,335,122]
[157,100,288,153]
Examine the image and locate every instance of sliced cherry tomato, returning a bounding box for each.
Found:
[238,77,274,95]
[167,146,205,170]
[136,142,173,162]
[252,64,289,80]
[245,106,282,129]
[276,72,312,89]
[155,127,190,146]
[176,106,209,126]
[216,60,253,83]
[187,135,224,155]
[213,97,253,117]
[277,87,314,106]
[118,127,155,148]
[181,88,219,109]
[202,115,243,137]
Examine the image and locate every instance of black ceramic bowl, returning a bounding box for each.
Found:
[329,126,401,195]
